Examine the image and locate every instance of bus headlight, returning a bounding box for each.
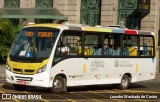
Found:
[37,65,47,73]
[6,62,11,71]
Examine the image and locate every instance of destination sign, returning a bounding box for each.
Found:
[25,32,53,37]
[38,32,53,37]
[26,32,33,37]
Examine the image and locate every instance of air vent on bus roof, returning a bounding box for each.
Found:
[64,22,88,27]
[95,25,102,27]
[108,25,126,29]
[27,22,35,25]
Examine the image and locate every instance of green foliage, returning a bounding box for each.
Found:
[0,17,21,63]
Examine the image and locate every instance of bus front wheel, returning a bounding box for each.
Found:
[13,84,27,91]
[119,75,129,90]
[51,75,67,93]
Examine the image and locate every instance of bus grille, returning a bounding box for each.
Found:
[15,76,33,82]
[13,68,35,74]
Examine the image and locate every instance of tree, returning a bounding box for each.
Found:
[0,17,21,63]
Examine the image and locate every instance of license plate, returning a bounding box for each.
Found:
[18,81,27,85]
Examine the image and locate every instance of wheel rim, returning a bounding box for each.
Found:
[54,79,62,90]
[122,77,128,87]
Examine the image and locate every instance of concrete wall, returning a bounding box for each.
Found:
[141,0,159,33]
[20,0,35,25]
[0,0,35,8]
[54,0,80,24]
[101,0,118,26]
[100,0,159,33]
[0,0,4,8]
[20,0,35,8]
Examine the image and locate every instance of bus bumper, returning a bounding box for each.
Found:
[6,70,50,88]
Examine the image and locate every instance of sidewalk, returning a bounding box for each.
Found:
[0,65,160,82]
[0,65,5,79]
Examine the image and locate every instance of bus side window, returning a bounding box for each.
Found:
[64,36,81,55]
[104,34,122,56]
[60,31,82,56]
[77,40,82,54]
[106,45,115,56]
[84,32,98,56]
[122,35,138,56]
[143,43,148,56]
[84,47,92,55]
[123,47,130,56]
[140,36,154,57]
[67,36,82,55]
[129,47,137,56]
[58,36,70,55]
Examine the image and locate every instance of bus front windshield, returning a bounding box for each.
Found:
[9,27,59,62]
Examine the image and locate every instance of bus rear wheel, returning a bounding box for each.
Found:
[13,84,27,91]
[50,75,67,93]
[119,75,130,90]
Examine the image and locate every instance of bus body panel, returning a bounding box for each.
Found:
[6,70,50,87]
[50,57,156,87]
[50,58,85,86]
[6,58,51,87]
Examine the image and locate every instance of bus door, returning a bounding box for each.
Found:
[53,30,85,85]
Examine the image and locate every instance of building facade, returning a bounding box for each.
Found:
[0,0,160,72]
[0,0,159,32]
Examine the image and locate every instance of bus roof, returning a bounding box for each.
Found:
[25,23,153,35]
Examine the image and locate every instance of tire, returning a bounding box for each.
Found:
[13,84,27,91]
[50,75,67,93]
[119,75,130,90]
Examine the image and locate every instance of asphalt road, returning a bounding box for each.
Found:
[0,65,160,101]
[0,79,159,102]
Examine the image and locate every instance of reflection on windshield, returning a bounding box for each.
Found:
[9,27,59,62]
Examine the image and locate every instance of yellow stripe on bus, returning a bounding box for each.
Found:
[83,27,112,32]
[83,64,86,74]
[136,64,138,72]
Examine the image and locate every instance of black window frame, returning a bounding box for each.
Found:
[53,30,83,64]
[83,31,103,57]
[138,34,155,57]
[52,30,155,66]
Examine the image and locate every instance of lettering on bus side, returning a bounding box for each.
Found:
[91,61,105,72]
[115,59,133,67]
